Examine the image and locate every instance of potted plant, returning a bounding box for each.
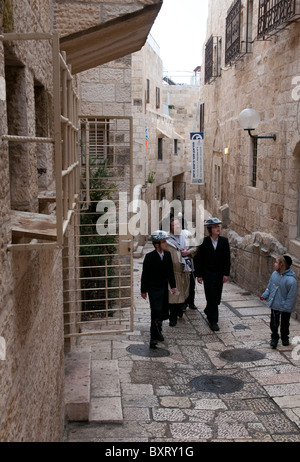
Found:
[147,171,156,186]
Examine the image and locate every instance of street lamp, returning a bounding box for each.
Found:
[238,108,276,141]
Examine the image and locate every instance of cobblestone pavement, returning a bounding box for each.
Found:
[64,245,300,443]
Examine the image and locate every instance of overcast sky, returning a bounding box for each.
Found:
[150,0,209,79]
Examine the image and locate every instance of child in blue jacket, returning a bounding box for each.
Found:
[260,255,298,348]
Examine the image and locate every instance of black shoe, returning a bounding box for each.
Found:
[209,322,219,331]
[157,333,164,342]
[169,320,177,327]
[189,304,197,310]
[150,340,158,349]
[270,339,278,349]
[282,338,289,346]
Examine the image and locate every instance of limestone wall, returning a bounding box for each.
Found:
[54,0,162,36]
[0,0,65,442]
[201,0,300,316]
[0,0,162,441]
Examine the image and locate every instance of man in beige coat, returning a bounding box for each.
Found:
[166,218,198,326]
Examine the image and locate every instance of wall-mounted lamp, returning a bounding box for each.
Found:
[238,108,276,141]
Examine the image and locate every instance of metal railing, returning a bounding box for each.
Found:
[0,33,79,250]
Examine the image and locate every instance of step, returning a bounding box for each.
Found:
[64,346,91,422]
[89,360,123,423]
[133,245,144,258]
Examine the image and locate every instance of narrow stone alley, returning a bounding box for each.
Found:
[64,243,300,444]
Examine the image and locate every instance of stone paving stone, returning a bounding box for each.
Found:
[152,408,185,421]
[192,398,227,410]
[160,396,192,408]
[228,300,264,307]
[273,395,300,408]
[252,370,300,385]
[183,409,215,421]
[244,397,281,413]
[64,246,300,442]
[89,397,123,423]
[258,412,299,434]
[235,308,270,316]
[122,407,150,421]
[170,422,213,440]
[264,383,300,397]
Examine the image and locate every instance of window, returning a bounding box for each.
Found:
[214,164,221,200]
[225,0,253,65]
[258,0,300,40]
[205,35,222,84]
[3,33,79,249]
[35,81,51,190]
[250,137,258,187]
[80,119,108,166]
[174,139,178,156]
[225,0,241,66]
[156,87,160,109]
[199,103,205,132]
[146,79,150,103]
[158,137,163,160]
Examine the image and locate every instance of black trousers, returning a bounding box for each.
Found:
[186,272,195,306]
[203,270,223,323]
[148,287,168,341]
[169,303,184,324]
[270,309,291,341]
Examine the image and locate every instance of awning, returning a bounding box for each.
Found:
[60,2,162,74]
[173,130,184,140]
[157,128,185,140]
[157,128,171,138]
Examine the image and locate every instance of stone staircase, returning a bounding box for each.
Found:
[64,346,123,423]
[133,239,144,258]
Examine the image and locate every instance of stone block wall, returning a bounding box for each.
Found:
[54,0,162,37]
[0,0,64,441]
[201,0,300,317]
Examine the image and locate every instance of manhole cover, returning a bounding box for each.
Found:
[126,344,170,358]
[190,375,244,394]
[234,324,250,330]
[220,348,265,362]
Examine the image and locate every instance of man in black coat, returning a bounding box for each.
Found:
[141,231,176,348]
[194,218,231,331]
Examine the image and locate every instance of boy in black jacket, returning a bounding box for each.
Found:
[141,231,176,348]
[194,218,231,331]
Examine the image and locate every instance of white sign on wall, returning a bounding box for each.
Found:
[190,132,204,185]
[0,336,6,361]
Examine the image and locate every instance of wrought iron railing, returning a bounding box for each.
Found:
[258,0,300,40]
[225,0,242,66]
[205,35,221,84]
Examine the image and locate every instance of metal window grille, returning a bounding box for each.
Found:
[225,0,242,66]
[1,33,79,251]
[258,0,300,40]
[252,137,258,187]
[205,35,222,84]
[63,117,134,338]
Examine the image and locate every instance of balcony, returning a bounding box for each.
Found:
[258,0,300,40]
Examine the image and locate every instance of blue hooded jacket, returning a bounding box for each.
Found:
[261,268,298,313]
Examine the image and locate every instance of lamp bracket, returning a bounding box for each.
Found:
[247,129,276,141]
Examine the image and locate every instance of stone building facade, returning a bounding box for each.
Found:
[200,0,300,316]
[0,0,161,442]
[78,30,202,240]
[131,39,202,238]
